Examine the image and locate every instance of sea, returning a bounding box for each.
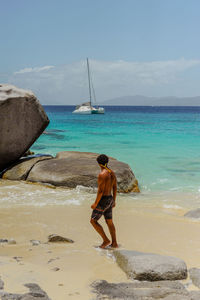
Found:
[2,105,200,211]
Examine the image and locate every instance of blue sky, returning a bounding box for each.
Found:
[1,0,200,104]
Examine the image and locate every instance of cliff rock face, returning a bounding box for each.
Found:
[0,84,49,171]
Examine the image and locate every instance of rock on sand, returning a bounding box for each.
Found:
[26,151,140,193]
[0,84,49,172]
[113,250,187,281]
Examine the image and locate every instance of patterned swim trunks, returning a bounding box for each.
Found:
[91,195,114,221]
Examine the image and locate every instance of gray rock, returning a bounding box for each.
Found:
[162,296,191,300]
[13,256,23,262]
[0,277,4,290]
[47,257,60,264]
[27,151,140,193]
[51,267,60,271]
[2,155,53,180]
[30,240,41,246]
[7,238,16,244]
[189,268,200,288]
[0,84,49,172]
[1,283,51,299]
[184,209,200,219]
[113,250,187,281]
[92,280,190,300]
[0,239,8,243]
[48,234,74,243]
[189,291,200,300]
[0,293,22,300]
[0,238,16,244]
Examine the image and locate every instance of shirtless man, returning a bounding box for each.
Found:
[90,154,118,249]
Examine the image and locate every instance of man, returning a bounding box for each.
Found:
[90,154,118,249]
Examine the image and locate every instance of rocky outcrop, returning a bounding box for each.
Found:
[26,151,140,193]
[113,250,187,281]
[2,155,53,180]
[184,209,200,219]
[92,280,199,300]
[0,84,49,172]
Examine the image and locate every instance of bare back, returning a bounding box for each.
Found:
[99,169,117,197]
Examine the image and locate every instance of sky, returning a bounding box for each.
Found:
[1,0,200,104]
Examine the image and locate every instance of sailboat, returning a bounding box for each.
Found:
[72,58,105,114]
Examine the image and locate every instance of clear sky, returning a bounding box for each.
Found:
[1,0,200,104]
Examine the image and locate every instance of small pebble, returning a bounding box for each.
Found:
[8,238,16,245]
[48,257,60,264]
[30,240,40,246]
[0,239,8,243]
[13,256,23,262]
[52,267,60,271]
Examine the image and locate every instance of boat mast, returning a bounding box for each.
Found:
[87,58,92,107]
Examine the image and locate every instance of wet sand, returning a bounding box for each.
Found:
[0,195,200,299]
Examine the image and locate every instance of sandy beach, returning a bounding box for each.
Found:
[2,0,200,298]
[1,181,200,299]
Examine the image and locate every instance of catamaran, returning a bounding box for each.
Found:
[72,58,105,114]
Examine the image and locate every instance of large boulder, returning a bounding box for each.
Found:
[27,151,140,193]
[2,155,53,180]
[113,250,187,281]
[0,84,49,172]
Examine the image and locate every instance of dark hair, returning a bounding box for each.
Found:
[97,154,109,166]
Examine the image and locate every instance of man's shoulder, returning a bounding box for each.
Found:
[98,170,111,178]
[98,171,106,179]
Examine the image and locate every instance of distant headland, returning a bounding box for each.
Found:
[100,95,200,106]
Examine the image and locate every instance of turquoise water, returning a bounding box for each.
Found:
[32,106,200,194]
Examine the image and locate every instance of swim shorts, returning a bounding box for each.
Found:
[91,195,114,221]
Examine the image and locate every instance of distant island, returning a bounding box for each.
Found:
[100,95,200,106]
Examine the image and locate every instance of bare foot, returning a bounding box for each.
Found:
[99,240,110,249]
[110,243,118,248]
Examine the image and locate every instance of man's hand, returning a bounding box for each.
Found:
[91,203,97,210]
[112,201,116,208]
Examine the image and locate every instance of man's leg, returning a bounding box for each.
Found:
[90,218,110,248]
[105,219,118,248]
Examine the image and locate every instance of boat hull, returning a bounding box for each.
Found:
[72,105,105,114]
[72,110,92,114]
[72,105,92,114]
[91,107,105,114]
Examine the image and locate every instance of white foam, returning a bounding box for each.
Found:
[0,181,91,207]
[163,204,182,210]
[151,178,169,185]
[75,185,96,194]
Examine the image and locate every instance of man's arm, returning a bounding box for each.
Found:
[91,173,105,209]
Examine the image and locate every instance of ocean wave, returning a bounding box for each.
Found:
[0,181,95,207]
